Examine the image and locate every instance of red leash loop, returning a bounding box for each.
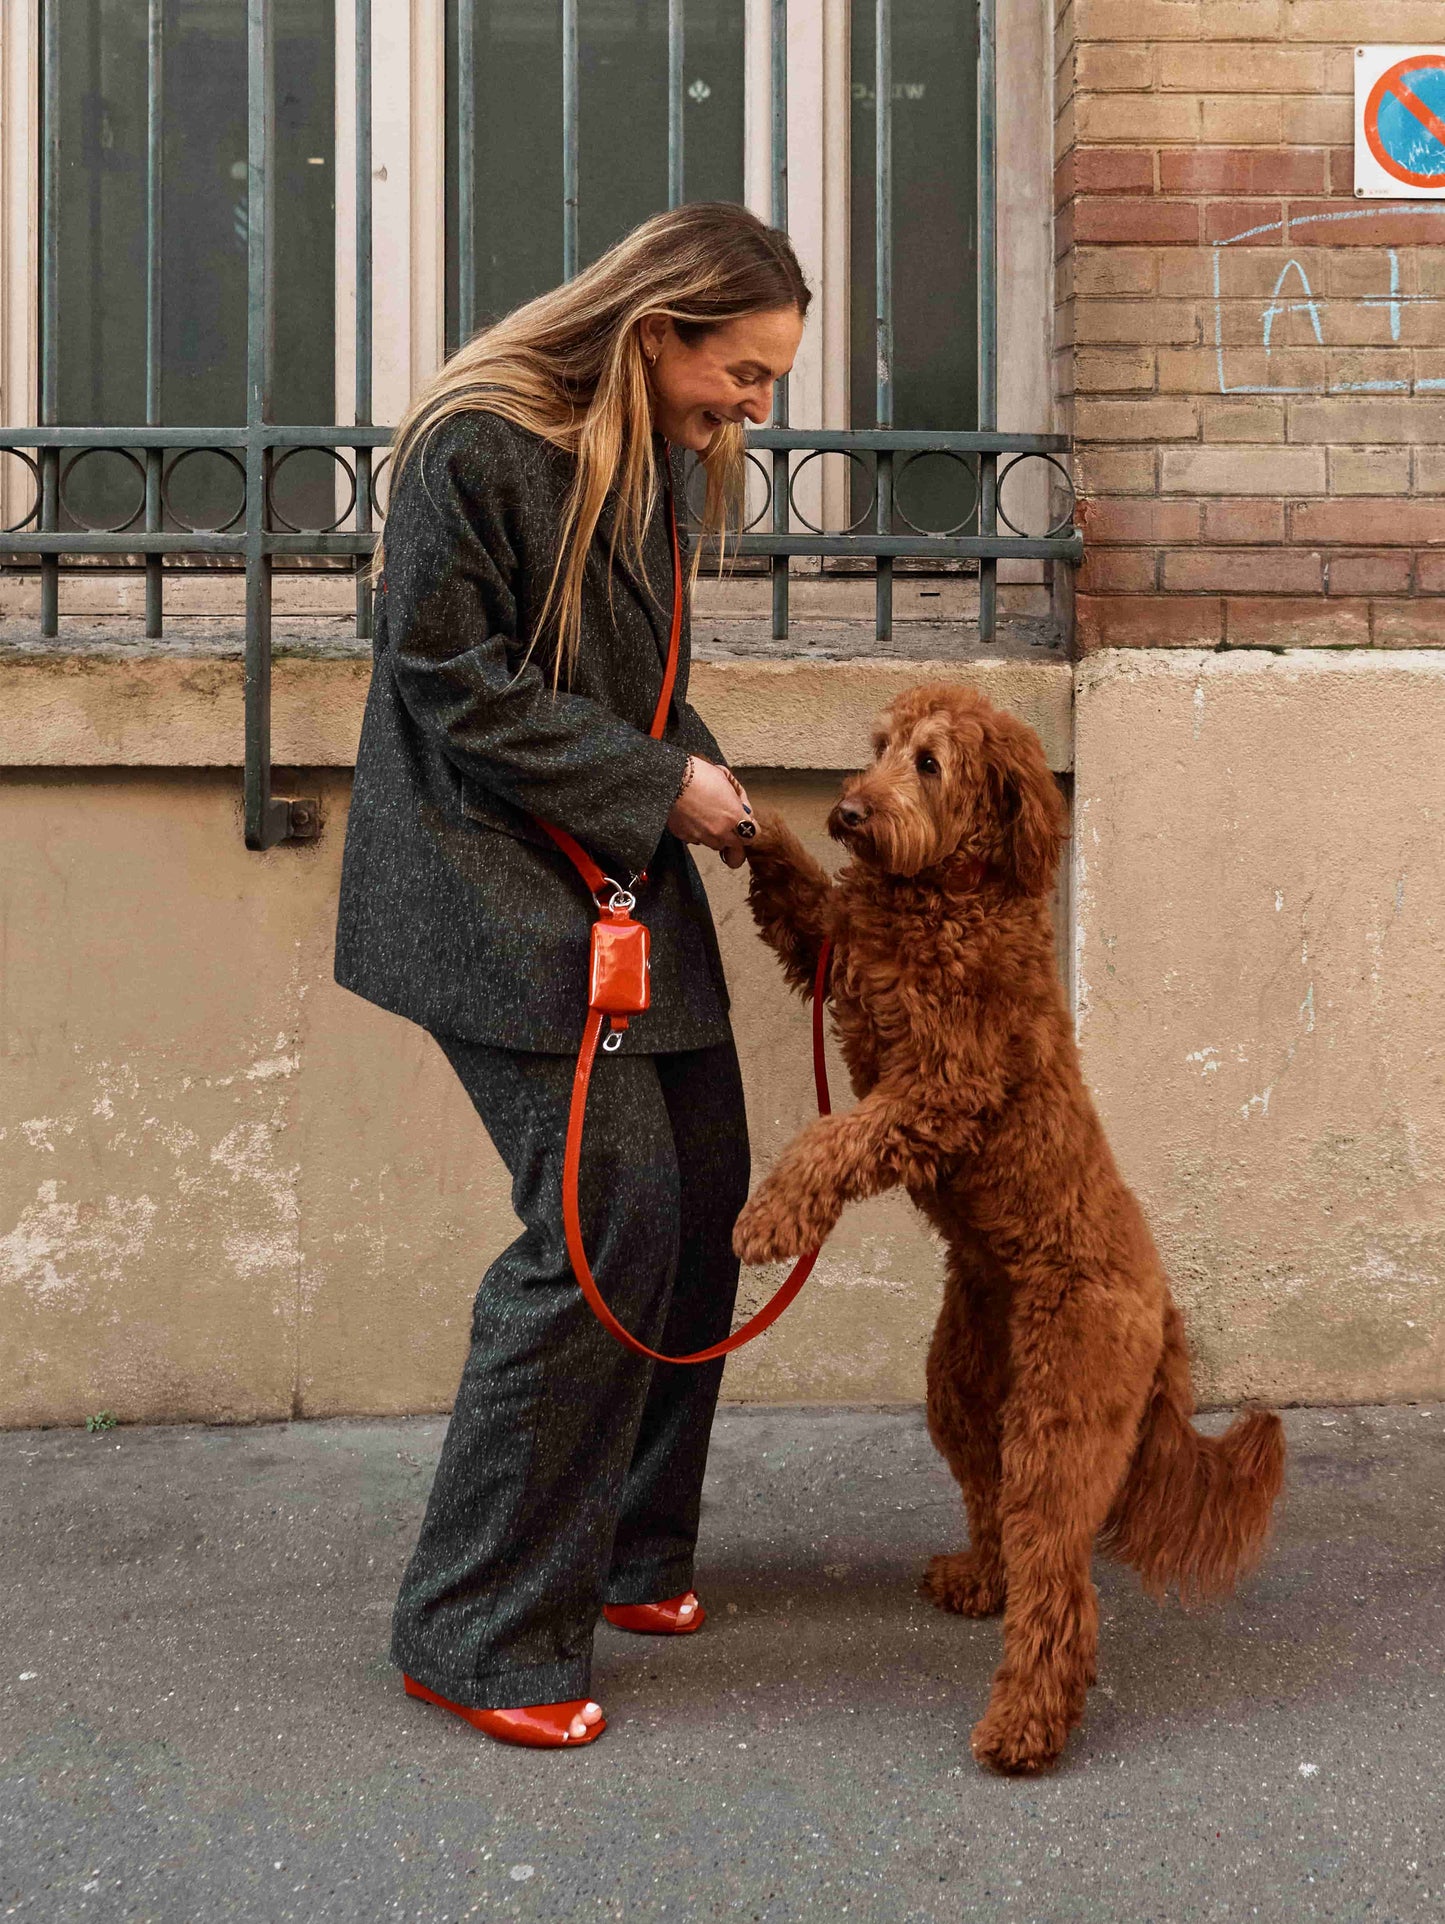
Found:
[562,940,832,1365]
[534,467,833,1363]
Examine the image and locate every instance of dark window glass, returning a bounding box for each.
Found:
[446,0,745,351]
[850,0,977,538]
[49,0,335,535]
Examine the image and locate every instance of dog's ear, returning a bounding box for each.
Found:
[986,721,1066,896]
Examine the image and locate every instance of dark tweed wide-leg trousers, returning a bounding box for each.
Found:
[388,1029,750,1711]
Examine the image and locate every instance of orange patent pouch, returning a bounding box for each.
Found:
[588,902,651,1029]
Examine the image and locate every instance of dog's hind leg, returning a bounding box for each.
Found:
[969,1275,1162,1777]
[922,1239,1010,1618]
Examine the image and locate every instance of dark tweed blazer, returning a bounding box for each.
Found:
[333,410,733,1053]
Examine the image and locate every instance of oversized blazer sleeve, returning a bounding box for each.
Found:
[382,413,691,879]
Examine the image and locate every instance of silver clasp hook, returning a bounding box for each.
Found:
[598,877,637,914]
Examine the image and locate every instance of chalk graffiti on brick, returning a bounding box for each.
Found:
[1212,206,1445,396]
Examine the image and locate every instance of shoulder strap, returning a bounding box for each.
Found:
[536,466,682,891]
[648,470,683,741]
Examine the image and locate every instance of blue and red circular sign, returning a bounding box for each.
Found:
[1365,54,1445,190]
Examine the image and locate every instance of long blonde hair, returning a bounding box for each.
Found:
[375,202,810,682]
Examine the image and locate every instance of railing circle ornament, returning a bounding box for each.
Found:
[367,451,392,522]
[682,448,776,534]
[892,450,980,537]
[161,447,248,533]
[681,451,709,526]
[266,445,358,535]
[786,447,876,536]
[59,447,147,534]
[1,448,40,534]
[737,449,775,532]
[995,451,1077,540]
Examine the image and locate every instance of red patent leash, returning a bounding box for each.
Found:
[534,468,833,1364]
[560,939,831,1364]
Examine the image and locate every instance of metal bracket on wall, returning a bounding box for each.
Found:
[251,796,323,849]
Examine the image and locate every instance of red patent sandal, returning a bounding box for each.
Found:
[602,1590,706,1635]
[402,1674,606,1748]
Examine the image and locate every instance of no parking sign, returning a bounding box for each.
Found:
[1356,47,1445,197]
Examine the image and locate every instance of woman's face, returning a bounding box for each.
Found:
[640,306,804,452]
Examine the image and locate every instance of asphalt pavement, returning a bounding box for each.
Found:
[2,1402,1442,1924]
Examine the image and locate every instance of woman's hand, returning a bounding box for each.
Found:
[667,757,755,870]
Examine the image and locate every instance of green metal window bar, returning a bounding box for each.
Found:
[1,0,1081,850]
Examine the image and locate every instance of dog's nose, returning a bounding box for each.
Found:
[837,798,871,827]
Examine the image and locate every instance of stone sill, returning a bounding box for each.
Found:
[0,617,1074,773]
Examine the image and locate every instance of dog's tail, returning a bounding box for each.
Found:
[1100,1298,1285,1602]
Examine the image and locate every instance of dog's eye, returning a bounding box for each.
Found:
[916,753,940,777]
[871,737,887,760]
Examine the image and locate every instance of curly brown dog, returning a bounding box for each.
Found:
[733,682,1286,1776]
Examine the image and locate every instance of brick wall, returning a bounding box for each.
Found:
[1053,0,1445,649]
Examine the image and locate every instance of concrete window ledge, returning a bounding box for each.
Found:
[0,624,1075,773]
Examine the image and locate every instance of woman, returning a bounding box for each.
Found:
[334,203,809,1749]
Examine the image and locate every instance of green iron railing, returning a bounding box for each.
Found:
[0,0,1081,849]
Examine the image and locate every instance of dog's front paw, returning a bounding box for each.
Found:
[732,1189,812,1265]
[970,1676,1081,1777]
[922,1551,1006,1618]
[738,805,784,860]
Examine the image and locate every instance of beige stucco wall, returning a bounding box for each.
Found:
[0,764,1000,1427]
[0,652,1070,1427]
[1074,649,1445,1408]
[4,644,1443,1426]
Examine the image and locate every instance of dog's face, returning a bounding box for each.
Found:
[826,684,1065,895]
